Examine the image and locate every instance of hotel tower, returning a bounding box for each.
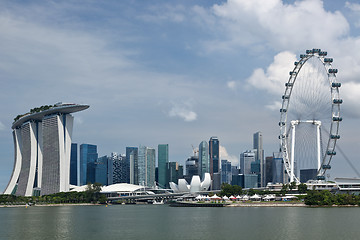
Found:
[3,103,89,196]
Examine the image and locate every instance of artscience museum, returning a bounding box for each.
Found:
[169,173,211,193]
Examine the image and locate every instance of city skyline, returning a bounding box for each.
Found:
[2,0,360,191]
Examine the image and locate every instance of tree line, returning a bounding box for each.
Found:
[0,183,107,205]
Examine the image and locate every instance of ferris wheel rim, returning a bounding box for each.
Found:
[279,48,341,183]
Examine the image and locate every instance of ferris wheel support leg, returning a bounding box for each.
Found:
[290,123,296,183]
[317,123,321,171]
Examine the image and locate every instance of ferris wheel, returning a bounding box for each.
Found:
[279,48,342,183]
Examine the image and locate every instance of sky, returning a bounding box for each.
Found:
[1,0,360,191]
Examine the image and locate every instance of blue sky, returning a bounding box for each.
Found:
[1,0,360,191]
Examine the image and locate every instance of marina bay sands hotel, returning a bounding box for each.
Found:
[3,103,89,196]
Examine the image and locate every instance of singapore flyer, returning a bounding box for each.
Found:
[279,49,342,183]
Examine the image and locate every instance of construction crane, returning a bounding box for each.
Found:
[191,144,199,157]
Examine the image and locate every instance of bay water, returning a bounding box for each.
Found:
[0,205,359,240]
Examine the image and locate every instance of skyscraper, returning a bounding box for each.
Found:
[70,143,78,186]
[126,147,138,185]
[4,103,89,196]
[209,136,219,179]
[158,144,169,188]
[240,150,256,175]
[199,140,209,179]
[80,144,98,185]
[221,159,232,185]
[253,132,265,187]
[108,153,129,185]
[138,146,156,187]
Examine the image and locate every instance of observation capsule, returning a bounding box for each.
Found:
[300,54,306,58]
[319,51,327,56]
[329,69,338,74]
[294,61,299,65]
[322,165,331,169]
[332,116,342,122]
[280,109,287,113]
[330,135,340,139]
[282,95,290,99]
[317,176,326,180]
[312,48,321,53]
[332,82,341,88]
[289,71,296,75]
[333,99,343,104]
[285,82,293,87]
[306,50,312,54]
[278,134,286,139]
[279,122,285,126]
[324,58,333,63]
[327,150,336,155]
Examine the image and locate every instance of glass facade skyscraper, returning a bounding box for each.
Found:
[70,143,78,186]
[253,131,265,187]
[126,147,138,185]
[158,144,169,188]
[221,159,232,185]
[138,146,155,187]
[199,140,209,179]
[209,136,219,179]
[80,144,98,185]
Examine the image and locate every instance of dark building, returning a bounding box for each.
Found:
[221,159,232,185]
[167,162,183,187]
[158,144,169,188]
[272,153,284,184]
[70,143,78,186]
[300,169,317,183]
[209,136,220,178]
[185,156,199,183]
[80,144,98,185]
[265,156,273,186]
[108,153,129,184]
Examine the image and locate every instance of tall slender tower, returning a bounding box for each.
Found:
[4,103,89,196]
[253,131,264,187]
[199,140,209,179]
[138,146,155,188]
[209,136,219,179]
[126,147,138,185]
[158,144,169,188]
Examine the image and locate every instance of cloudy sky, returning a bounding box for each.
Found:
[1,0,360,190]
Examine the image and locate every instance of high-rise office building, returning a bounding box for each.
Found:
[4,103,89,196]
[138,146,155,187]
[87,155,108,185]
[209,136,220,178]
[265,156,274,186]
[272,152,284,184]
[158,144,169,188]
[199,141,209,179]
[167,162,183,187]
[240,150,256,175]
[108,153,129,185]
[253,131,265,187]
[80,144,98,185]
[70,143,78,186]
[221,159,232,185]
[126,147,138,185]
[185,155,199,183]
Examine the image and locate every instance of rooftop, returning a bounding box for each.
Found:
[12,103,89,129]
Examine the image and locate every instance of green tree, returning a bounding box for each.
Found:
[298,183,308,193]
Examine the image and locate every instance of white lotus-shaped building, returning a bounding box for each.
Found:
[170,173,211,193]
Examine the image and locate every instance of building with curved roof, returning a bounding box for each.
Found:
[3,103,89,196]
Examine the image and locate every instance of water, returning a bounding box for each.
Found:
[0,205,359,240]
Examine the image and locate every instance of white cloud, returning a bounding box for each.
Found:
[265,101,282,111]
[246,51,296,95]
[220,145,239,165]
[204,0,349,52]
[341,81,360,118]
[345,2,360,12]
[168,102,197,122]
[0,121,5,131]
[227,80,236,90]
